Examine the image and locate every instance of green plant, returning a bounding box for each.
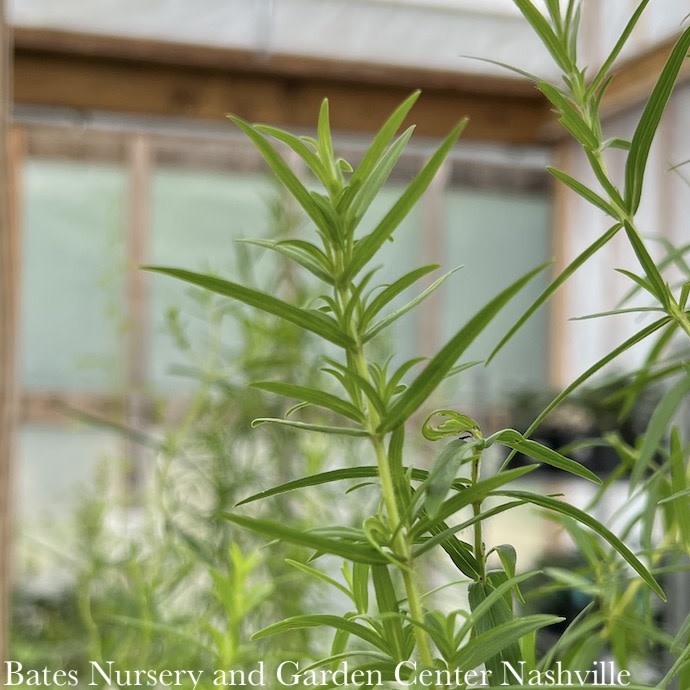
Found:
[146,55,680,684]
[484,1,690,685]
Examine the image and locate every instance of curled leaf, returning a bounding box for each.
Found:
[422,410,482,441]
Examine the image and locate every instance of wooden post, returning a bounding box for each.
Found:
[419,161,450,359]
[548,141,573,390]
[0,0,15,677]
[124,134,152,501]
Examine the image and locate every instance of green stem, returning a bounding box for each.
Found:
[373,435,435,668]
[335,271,436,671]
[471,452,486,582]
[349,341,435,670]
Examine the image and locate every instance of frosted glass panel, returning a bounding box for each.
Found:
[150,169,274,391]
[443,189,550,405]
[357,184,424,365]
[16,425,123,589]
[21,160,127,392]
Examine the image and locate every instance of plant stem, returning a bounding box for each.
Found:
[471,452,486,582]
[372,434,435,669]
[350,341,436,670]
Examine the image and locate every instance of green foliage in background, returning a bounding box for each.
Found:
[10,186,352,687]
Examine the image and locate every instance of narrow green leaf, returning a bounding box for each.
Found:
[423,439,477,517]
[363,266,462,342]
[388,425,411,511]
[489,223,621,363]
[659,488,690,505]
[379,263,547,432]
[228,115,333,235]
[143,267,354,348]
[339,91,420,214]
[496,490,666,600]
[454,612,561,672]
[668,428,690,550]
[372,566,406,660]
[251,381,364,423]
[316,99,339,192]
[571,305,663,321]
[284,559,353,601]
[494,544,518,580]
[309,190,345,245]
[426,521,481,577]
[615,267,655,296]
[253,125,329,186]
[321,357,388,418]
[603,137,632,151]
[251,417,367,437]
[446,359,483,379]
[361,264,439,328]
[543,0,561,28]
[538,84,599,149]
[583,149,626,210]
[253,614,389,653]
[414,465,538,535]
[488,428,602,484]
[347,126,416,229]
[463,581,520,678]
[518,317,670,445]
[589,0,652,94]
[564,1,581,64]
[386,357,427,399]
[513,0,572,72]
[462,55,540,81]
[458,571,538,644]
[223,513,386,565]
[616,239,690,308]
[237,238,334,284]
[622,222,669,306]
[632,371,690,488]
[548,166,619,217]
[659,634,690,690]
[613,323,680,418]
[352,563,371,616]
[343,119,467,283]
[236,466,429,507]
[625,26,690,212]
[415,501,523,562]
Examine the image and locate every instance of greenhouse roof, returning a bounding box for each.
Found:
[8,0,689,144]
[10,0,557,77]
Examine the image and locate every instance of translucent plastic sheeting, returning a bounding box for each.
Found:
[21,160,127,392]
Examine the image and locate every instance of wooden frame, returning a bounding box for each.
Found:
[13,27,553,145]
[13,26,690,147]
[0,0,14,670]
[1,123,24,690]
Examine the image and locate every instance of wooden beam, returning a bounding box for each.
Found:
[19,121,549,193]
[12,27,553,145]
[419,162,450,358]
[0,0,17,671]
[548,140,572,390]
[124,135,151,500]
[12,26,688,145]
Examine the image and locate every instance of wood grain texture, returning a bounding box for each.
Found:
[0,2,21,670]
[13,27,553,144]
